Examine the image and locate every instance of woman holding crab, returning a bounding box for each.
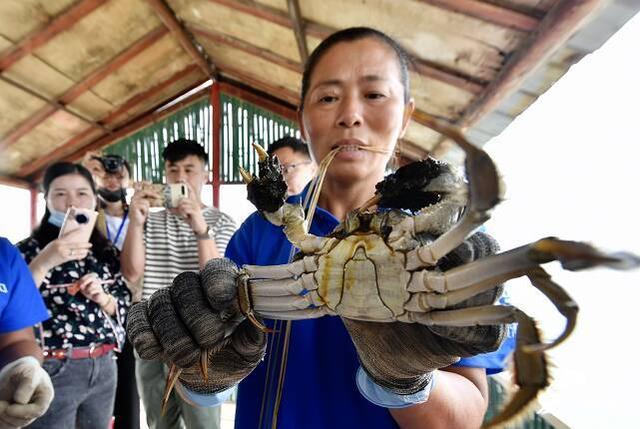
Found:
[17,162,131,429]
[128,27,515,429]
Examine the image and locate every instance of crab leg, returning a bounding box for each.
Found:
[408,304,548,429]
[407,238,638,307]
[402,117,502,267]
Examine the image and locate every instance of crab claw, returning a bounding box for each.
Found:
[239,167,253,184]
[161,364,183,416]
[245,144,288,214]
[373,157,452,212]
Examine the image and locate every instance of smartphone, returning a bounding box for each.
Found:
[138,183,189,208]
[58,207,98,242]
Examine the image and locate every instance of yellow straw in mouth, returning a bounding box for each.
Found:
[302,145,391,232]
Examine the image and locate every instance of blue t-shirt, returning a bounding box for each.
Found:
[0,238,49,333]
[225,196,516,429]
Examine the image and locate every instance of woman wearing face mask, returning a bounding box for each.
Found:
[16,162,131,429]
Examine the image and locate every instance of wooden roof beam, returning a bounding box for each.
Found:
[416,0,539,32]
[0,26,168,152]
[460,0,604,127]
[0,175,32,189]
[219,80,297,121]
[189,24,301,73]
[286,0,309,63]
[146,0,217,78]
[18,64,203,178]
[219,65,300,106]
[0,0,108,71]
[207,0,485,93]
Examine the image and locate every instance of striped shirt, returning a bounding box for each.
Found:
[142,207,236,300]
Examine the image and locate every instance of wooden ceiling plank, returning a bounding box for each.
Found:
[146,0,216,78]
[219,65,300,105]
[25,86,210,181]
[286,0,309,63]
[416,0,539,32]
[18,65,204,178]
[0,0,109,72]
[189,24,301,73]
[60,26,169,104]
[207,0,484,93]
[461,0,604,128]
[0,27,169,152]
[219,81,297,121]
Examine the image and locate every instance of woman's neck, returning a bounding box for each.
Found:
[317,174,382,221]
[103,201,125,217]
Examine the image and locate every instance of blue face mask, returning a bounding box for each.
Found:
[48,209,66,228]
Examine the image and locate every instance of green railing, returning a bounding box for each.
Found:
[104,97,213,183]
[102,93,299,186]
[220,93,299,184]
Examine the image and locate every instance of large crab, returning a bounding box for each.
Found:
[233,117,640,428]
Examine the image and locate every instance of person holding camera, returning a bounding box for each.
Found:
[16,162,131,429]
[121,139,236,429]
[85,153,141,429]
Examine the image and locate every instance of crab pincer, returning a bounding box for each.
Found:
[240,143,288,214]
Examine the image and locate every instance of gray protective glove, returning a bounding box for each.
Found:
[0,356,54,428]
[126,258,266,394]
[343,232,507,395]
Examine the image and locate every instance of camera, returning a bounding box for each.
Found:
[92,154,125,174]
[137,182,189,208]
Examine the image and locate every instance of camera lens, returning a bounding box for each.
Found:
[101,155,124,173]
[75,213,89,224]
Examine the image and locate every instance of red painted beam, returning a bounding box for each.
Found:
[211,82,221,207]
[417,0,539,32]
[189,24,302,73]
[146,0,216,78]
[219,81,297,122]
[18,65,204,178]
[0,0,108,71]
[0,26,169,152]
[206,0,485,93]
[461,0,604,127]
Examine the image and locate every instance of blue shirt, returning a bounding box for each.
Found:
[0,238,48,333]
[225,196,516,429]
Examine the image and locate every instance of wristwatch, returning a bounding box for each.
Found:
[195,226,214,241]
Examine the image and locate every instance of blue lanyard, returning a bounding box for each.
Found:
[106,211,128,245]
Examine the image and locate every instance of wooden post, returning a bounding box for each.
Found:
[30,186,38,231]
[211,82,221,208]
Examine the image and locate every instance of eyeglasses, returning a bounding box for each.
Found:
[281,161,312,175]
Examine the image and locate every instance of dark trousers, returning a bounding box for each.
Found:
[113,340,140,429]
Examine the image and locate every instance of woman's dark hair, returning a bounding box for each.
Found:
[33,162,113,259]
[300,27,411,109]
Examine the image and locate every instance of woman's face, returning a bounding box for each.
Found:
[299,37,414,182]
[46,173,96,213]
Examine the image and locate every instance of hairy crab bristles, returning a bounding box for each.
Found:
[375,157,466,213]
[243,144,288,214]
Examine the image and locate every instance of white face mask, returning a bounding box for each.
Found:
[47,208,66,228]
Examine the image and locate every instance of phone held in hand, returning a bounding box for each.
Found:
[137,183,189,208]
[58,207,98,242]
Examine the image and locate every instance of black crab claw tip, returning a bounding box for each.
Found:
[375,157,445,212]
[245,150,288,214]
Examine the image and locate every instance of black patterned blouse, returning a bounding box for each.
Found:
[17,236,131,352]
